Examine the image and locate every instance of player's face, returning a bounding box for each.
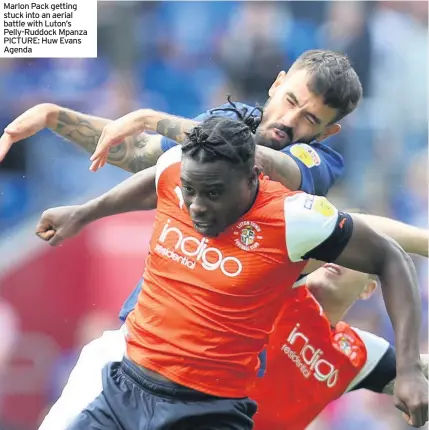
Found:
[180,157,257,237]
[308,263,376,307]
[255,69,341,150]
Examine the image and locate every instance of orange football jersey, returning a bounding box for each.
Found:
[251,280,390,429]
[126,146,344,398]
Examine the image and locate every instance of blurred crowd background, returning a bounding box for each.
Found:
[0,1,427,429]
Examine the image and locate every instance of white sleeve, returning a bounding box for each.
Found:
[345,328,390,392]
[155,145,182,192]
[284,193,339,262]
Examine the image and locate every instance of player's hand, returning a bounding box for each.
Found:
[35,205,86,247]
[89,110,147,172]
[394,368,428,427]
[0,103,57,162]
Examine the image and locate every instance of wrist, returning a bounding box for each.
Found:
[396,363,423,377]
[77,198,103,225]
[396,356,422,375]
[135,108,156,132]
[42,103,60,129]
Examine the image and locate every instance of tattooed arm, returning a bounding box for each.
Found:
[382,354,428,395]
[51,107,164,173]
[0,103,164,173]
[120,109,302,187]
[136,111,302,189]
[1,104,306,185]
[102,108,303,188]
[254,145,302,190]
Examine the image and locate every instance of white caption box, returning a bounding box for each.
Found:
[0,0,97,58]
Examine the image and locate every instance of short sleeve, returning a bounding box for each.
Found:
[345,328,392,393]
[282,142,344,196]
[283,193,339,262]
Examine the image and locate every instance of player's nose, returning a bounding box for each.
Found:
[189,196,209,218]
[279,110,300,129]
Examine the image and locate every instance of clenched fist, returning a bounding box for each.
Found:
[395,368,428,427]
[36,205,87,246]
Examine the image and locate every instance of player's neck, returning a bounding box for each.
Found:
[323,306,349,326]
[306,281,350,325]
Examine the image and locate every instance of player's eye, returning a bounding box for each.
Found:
[208,190,221,198]
[286,98,295,106]
[182,185,194,195]
[305,115,315,125]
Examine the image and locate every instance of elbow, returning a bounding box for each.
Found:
[137,108,155,118]
[374,234,414,276]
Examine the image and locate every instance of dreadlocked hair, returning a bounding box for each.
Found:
[182,115,256,173]
[209,95,263,134]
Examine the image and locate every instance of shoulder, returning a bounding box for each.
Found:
[284,142,343,167]
[281,142,344,195]
[283,193,339,245]
[282,193,353,263]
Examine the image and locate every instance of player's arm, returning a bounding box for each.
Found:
[36,166,157,246]
[345,330,427,396]
[148,114,341,194]
[62,105,336,194]
[285,194,427,426]
[126,110,304,190]
[0,104,164,173]
[302,214,429,274]
[88,109,199,171]
[382,354,428,395]
[351,213,428,257]
[80,166,157,219]
[108,110,304,189]
[88,108,310,189]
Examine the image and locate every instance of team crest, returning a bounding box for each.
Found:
[335,335,353,356]
[333,332,359,363]
[241,226,255,246]
[233,221,263,251]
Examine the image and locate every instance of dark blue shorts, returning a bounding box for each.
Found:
[67,358,257,430]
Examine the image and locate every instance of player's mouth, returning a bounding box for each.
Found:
[192,220,217,236]
[268,128,292,148]
[273,128,287,140]
[322,263,343,277]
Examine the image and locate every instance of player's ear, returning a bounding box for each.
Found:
[249,166,260,185]
[268,71,286,97]
[359,278,377,300]
[316,124,341,142]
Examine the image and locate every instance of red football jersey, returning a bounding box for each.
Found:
[126,146,346,398]
[251,279,390,429]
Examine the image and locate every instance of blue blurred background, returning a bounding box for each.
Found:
[0,1,427,429]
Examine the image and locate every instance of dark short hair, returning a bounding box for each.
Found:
[182,116,256,173]
[291,49,363,122]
